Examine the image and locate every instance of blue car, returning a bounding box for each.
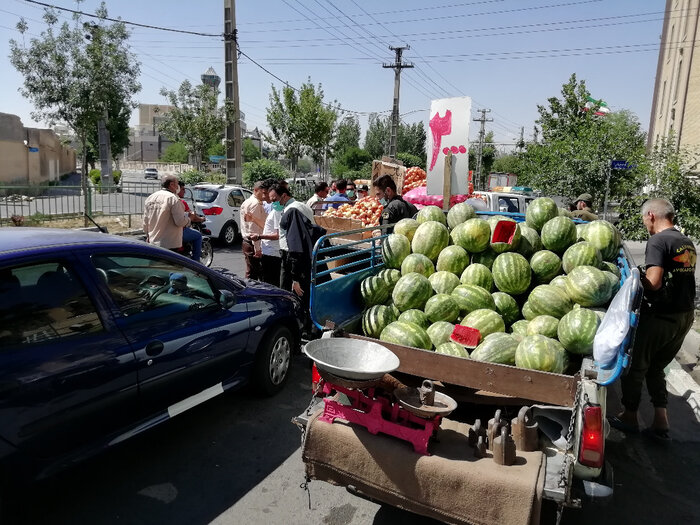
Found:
[0,228,303,483]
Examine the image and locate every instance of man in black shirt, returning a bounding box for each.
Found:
[373,174,418,233]
[611,199,697,440]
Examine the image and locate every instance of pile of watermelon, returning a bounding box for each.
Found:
[358,197,624,375]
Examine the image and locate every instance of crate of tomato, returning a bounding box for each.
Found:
[316,197,384,240]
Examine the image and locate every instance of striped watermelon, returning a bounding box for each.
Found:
[416,205,447,225]
[427,321,456,348]
[557,306,600,355]
[492,252,532,295]
[387,302,401,319]
[382,233,411,269]
[525,197,559,232]
[362,305,397,339]
[510,319,529,336]
[528,284,573,319]
[412,221,450,261]
[392,272,434,311]
[540,216,577,254]
[605,271,620,295]
[549,274,569,293]
[451,284,496,315]
[558,207,573,218]
[492,291,521,325]
[489,217,522,254]
[600,260,621,279]
[450,218,491,253]
[515,334,567,373]
[575,222,588,241]
[394,218,420,241]
[380,321,432,350]
[447,202,476,229]
[522,300,537,320]
[429,271,461,295]
[470,332,519,365]
[562,241,602,274]
[526,315,560,338]
[436,341,470,358]
[398,308,430,329]
[378,268,402,290]
[460,309,505,342]
[401,253,435,278]
[424,294,460,323]
[436,245,470,275]
[460,263,494,291]
[565,265,612,307]
[581,220,620,261]
[471,247,498,269]
[518,225,543,259]
[530,250,562,284]
[360,275,390,307]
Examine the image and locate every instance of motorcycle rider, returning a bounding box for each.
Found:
[177,181,205,262]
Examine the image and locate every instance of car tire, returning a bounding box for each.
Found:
[254,325,293,396]
[220,221,238,246]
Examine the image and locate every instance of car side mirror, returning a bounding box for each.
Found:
[219,289,236,309]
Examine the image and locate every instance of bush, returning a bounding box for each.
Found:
[179,170,208,185]
[112,170,121,185]
[242,158,286,187]
[89,169,101,185]
[396,152,424,170]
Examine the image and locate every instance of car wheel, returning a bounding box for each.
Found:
[220,221,238,246]
[200,238,214,267]
[254,325,293,396]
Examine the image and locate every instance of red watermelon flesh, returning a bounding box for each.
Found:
[492,220,517,244]
[451,324,481,350]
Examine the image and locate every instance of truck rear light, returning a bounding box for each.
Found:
[579,404,604,468]
[202,206,223,215]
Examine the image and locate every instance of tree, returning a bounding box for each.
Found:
[364,115,426,162]
[161,142,189,163]
[397,121,426,160]
[469,131,496,184]
[334,116,361,157]
[158,80,232,170]
[242,158,286,186]
[491,154,522,174]
[331,147,372,177]
[242,138,261,163]
[396,152,424,170]
[364,114,390,159]
[10,2,141,187]
[208,141,225,157]
[299,81,338,170]
[296,157,314,174]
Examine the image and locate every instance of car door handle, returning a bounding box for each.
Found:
[145,340,164,357]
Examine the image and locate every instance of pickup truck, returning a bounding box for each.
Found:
[294,212,642,524]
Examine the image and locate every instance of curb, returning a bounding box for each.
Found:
[666,359,700,423]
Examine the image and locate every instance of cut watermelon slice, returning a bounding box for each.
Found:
[492,220,517,244]
[451,325,481,350]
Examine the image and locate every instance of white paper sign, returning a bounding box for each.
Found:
[426,97,471,196]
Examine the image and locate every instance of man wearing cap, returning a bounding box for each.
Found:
[571,193,599,221]
[357,184,369,199]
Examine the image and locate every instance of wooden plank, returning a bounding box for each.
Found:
[442,152,452,211]
[348,334,578,407]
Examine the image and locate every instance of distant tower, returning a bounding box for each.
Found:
[201,66,221,90]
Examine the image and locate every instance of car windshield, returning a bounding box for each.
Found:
[145,168,157,173]
[193,188,218,203]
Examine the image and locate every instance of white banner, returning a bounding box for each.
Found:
[426,97,471,196]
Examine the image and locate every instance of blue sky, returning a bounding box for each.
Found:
[1,0,666,148]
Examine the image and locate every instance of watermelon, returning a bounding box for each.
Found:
[436,341,470,358]
[522,301,536,320]
[429,271,461,295]
[382,233,411,269]
[562,241,602,274]
[460,309,505,342]
[387,302,401,319]
[489,217,522,254]
[451,284,496,315]
[515,335,567,373]
[471,247,498,269]
[380,321,432,350]
[401,253,435,278]
[427,321,456,348]
[518,225,542,259]
[605,271,620,295]
[398,309,430,329]
[378,268,402,290]
[530,250,562,284]
[525,197,559,232]
[450,218,491,253]
[392,273,434,311]
[581,220,620,261]
[492,252,532,295]
[600,260,621,279]
[436,245,470,275]
[558,207,573,218]
[565,265,612,307]
[526,315,560,338]
[416,205,447,225]
[492,291,520,326]
[528,284,573,319]
[549,274,569,293]
[360,275,390,307]
[510,319,529,336]
[575,222,588,241]
[362,304,397,339]
[412,221,450,261]
[460,263,494,291]
[540,216,577,254]
[424,294,460,323]
[470,332,519,365]
[447,202,476,229]
[394,218,420,241]
[557,306,600,355]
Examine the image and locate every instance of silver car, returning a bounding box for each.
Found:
[144,168,159,180]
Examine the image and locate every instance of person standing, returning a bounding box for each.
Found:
[239,180,267,280]
[248,183,282,286]
[346,181,357,201]
[356,184,369,200]
[610,198,697,440]
[570,193,599,221]
[177,181,204,262]
[372,174,417,233]
[322,179,350,210]
[143,175,190,250]
[306,181,329,213]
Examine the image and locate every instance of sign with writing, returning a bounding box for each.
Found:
[426,96,471,196]
[28,147,39,153]
[611,160,632,170]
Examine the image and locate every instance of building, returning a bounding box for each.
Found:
[0,113,76,184]
[123,104,175,162]
[648,0,700,163]
[201,66,221,90]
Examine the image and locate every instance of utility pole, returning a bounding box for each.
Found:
[473,109,492,190]
[97,111,113,191]
[224,0,242,184]
[383,46,413,159]
[517,126,525,153]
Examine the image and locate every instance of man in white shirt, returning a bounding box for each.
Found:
[306,181,329,214]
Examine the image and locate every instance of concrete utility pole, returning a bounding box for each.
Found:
[224,0,243,184]
[473,108,492,190]
[383,46,413,159]
[98,111,113,191]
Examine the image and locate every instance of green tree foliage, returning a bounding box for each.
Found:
[364,114,426,162]
[161,142,189,163]
[242,158,286,187]
[158,80,232,170]
[331,147,372,177]
[208,141,225,157]
[364,114,390,159]
[396,152,424,170]
[334,116,361,156]
[397,122,427,160]
[491,154,522,174]
[296,157,314,174]
[242,138,261,162]
[469,131,496,186]
[9,2,141,182]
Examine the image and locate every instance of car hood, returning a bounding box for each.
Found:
[213,267,298,300]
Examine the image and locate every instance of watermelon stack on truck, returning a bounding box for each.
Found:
[294,197,642,523]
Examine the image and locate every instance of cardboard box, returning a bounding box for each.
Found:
[371,157,406,196]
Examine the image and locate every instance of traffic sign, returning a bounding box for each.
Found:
[611,160,632,170]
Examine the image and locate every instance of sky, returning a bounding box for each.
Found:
[0,0,667,150]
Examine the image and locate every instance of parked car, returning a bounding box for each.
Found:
[192,183,251,246]
[144,167,159,180]
[0,228,303,484]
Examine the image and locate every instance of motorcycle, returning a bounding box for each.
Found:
[175,221,214,267]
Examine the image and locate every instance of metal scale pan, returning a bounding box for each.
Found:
[303,338,400,381]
